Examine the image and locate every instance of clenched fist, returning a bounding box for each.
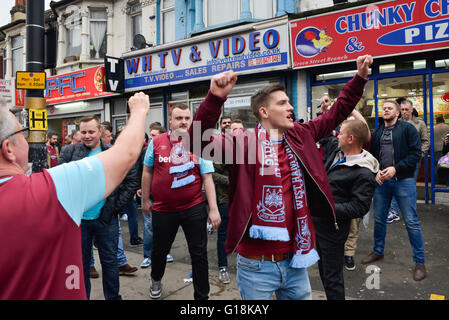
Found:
[356,55,373,80]
[210,70,238,99]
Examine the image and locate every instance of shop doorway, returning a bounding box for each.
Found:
[310,61,449,203]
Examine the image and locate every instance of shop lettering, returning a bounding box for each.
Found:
[335,2,416,34]
[46,71,86,97]
[425,0,449,18]
[125,29,280,75]
[378,19,449,45]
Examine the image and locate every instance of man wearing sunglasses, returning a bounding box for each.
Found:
[0,93,149,299]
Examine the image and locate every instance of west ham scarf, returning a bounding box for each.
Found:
[250,124,319,268]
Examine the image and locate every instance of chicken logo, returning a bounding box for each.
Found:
[296,27,333,58]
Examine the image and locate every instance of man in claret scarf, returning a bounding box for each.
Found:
[189,55,373,300]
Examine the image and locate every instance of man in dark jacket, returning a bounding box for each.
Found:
[58,115,140,299]
[362,100,426,281]
[190,55,373,300]
[314,119,378,300]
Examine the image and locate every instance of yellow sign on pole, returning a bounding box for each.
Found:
[430,294,445,300]
[29,108,48,131]
[16,71,46,90]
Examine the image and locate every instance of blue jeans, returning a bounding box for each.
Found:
[142,212,153,259]
[124,198,139,242]
[81,218,122,300]
[373,178,425,265]
[217,203,229,268]
[390,161,421,214]
[91,216,127,267]
[236,254,312,300]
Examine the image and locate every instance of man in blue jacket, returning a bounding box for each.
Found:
[362,100,426,281]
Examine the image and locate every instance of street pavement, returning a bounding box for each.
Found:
[90,191,449,300]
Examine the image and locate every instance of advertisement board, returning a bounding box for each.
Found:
[45,66,116,105]
[124,23,290,91]
[290,0,449,69]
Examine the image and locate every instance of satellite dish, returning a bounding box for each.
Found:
[133,34,152,50]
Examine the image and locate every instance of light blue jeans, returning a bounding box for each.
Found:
[373,178,425,265]
[390,161,421,214]
[236,254,312,300]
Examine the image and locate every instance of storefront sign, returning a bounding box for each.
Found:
[45,66,116,105]
[0,79,11,97]
[290,0,449,69]
[124,24,290,91]
[104,56,125,93]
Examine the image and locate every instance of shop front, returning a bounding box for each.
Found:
[289,0,449,203]
[121,16,291,132]
[45,65,117,145]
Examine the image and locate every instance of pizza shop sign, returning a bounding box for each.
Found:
[290,0,449,69]
[45,66,116,105]
[124,24,290,91]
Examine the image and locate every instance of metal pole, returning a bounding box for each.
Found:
[25,0,47,173]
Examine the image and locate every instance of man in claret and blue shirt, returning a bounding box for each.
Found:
[190,55,373,300]
[141,103,221,300]
[0,93,149,299]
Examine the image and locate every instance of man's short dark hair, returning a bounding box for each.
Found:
[251,84,286,120]
[220,116,232,124]
[47,132,58,139]
[436,116,445,124]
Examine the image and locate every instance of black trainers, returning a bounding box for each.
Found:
[130,237,143,246]
[344,255,356,271]
[150,278,162,299]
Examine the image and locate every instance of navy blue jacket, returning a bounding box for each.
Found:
[370,120,421,180]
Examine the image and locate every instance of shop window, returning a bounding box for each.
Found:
[314,68,372,82]
[161,0,175,44]
[435,59,449,68]
[379,59,427,73]
[89,8,107,60]
[377,75,425,124]
[65,10,82,58]
[11,35,23,75]
[432,73,449,127]
[312,80,375,129]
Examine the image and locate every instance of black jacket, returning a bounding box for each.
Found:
[323,137,378,222]
[58,141,140,225]
[370,120,421,180]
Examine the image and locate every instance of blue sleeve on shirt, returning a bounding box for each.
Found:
[143,140,154,167]
[199,158,215,174]
[48,156,106,226]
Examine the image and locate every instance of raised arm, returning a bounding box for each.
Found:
[301,55,373,142]
[96,92,149,198]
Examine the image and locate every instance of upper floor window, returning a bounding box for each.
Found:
[130,2,142,44]
[89,8,107,59]
[11,35,23,75]
[204,0,276,27]
[65,10,82,57]
[161,0,175,44]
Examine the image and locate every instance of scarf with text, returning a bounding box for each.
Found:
[250,124,319,268]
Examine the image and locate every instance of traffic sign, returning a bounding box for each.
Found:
[29,108,48,131]
[16,71,46,90]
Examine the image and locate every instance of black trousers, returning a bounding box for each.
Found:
[151,202,209,300]
[313,217,351,300]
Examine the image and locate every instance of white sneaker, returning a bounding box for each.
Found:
[140,257,151,268]
[120,214,128,221]
[166,254,174,263]
[219,267,230,284]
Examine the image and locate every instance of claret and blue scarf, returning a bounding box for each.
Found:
[250,124,319,268]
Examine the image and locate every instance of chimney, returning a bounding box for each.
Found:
[11,0,26,22]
